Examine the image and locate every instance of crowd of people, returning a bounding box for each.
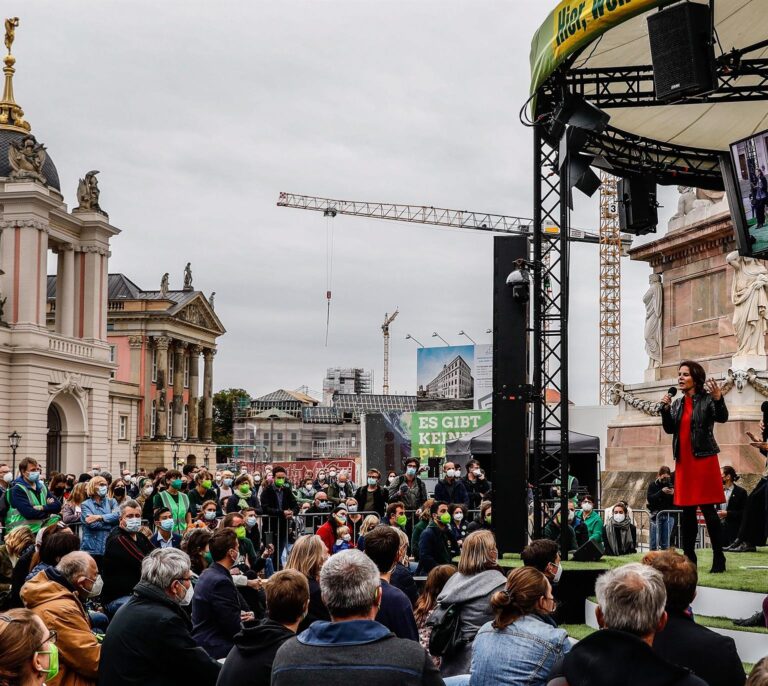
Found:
[0,451,766,686]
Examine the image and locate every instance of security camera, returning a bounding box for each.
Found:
[506,266,530,303]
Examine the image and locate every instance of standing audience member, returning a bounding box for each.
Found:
[102,500,154,617]
[259,466,298,565]
[647,550,745,686]
[152,470,192,533]
[217,569,309,686]
[547,564,706,686]
[195,500,220,531]
[417,501,458,576]
[327,471,355,505]
[647,466,676,551]
[462,460,492,509]
[226,475,260,515]
[136,478,155,524]
[241,506,263,551]
[61,482,88,526]
[80,476,119,568]
[0,608,57,686]
[430,530,505,677]
[271,549,443,686]
[434,462,469,508]
[414,564,456,668]
[411,499,434,558]
[48,474,68,505]
[390,458,429,511]
[5,526,35,608]
[355,469,388,516]
[285,534,330,631]
[187,471,219,518]
[6,458,62,533]
[718,466,747,548]
[603,503,637,556]
[467,566,570,686]
[98,548,221,686]
[21,551,101,686]
[109,478,129,506]
[218,471,235,507]
[364,526,419,641]
[191,528,254,659]
[150,507,182,549]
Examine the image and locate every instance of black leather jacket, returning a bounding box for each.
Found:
[661,392,728,459]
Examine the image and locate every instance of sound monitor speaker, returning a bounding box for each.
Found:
[572,539,603,562]
[618,175,657,235]
[647,1,716,102]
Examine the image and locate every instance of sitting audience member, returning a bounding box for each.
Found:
[449,504,469,546]
[466,501,492,534]
[241,505,262,551]
[271,549,442,686]
[21,551,101,686]
[9,526,37,608]
[364,526,419,641]
[547,564,706,686]
[98,548,221,686]
[195,499,220,530]
[468,566,570,686]
[332,525,352,553]
[191,527,254,659]
[542,506,577,551]
[102,500,155,617]
[410,499,434,559]
[391,527,418,606]
[181,527,214,576]
[522,539,562,594]
[747,658,768,686]
[385,501,409,531]
[150,507,182,549]
[356,514,380,551]
[603,502,637,556]
[431,530,506,677]
[316,506,350,554]
[647,550,745,686]
[286,534,331,631]
[25,524,80,581]
[416,501,458,576]
[576,495,604,551]
[217,569,309,686]
[0,608,57,686]
[413,564,456,668]
[718,466,747,548]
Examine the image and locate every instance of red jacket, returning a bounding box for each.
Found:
[316,521,356,554]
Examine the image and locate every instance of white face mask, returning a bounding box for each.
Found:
[329,471,337,478]
[552,563,563,584]
[178,581,194,606]
[445,469,456,478]
[568,511,575,523]
[581,503,593,513]
[342,534,351,542]
[2,472,12,484]
[473,469,482,477]
[613,513,626,524]
[143,486,154,496]
[453,512,463,522]
[87,575,104,597]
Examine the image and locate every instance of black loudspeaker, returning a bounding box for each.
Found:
[647,1,716,102]
[572,539,603,562]
[618,175,658,235]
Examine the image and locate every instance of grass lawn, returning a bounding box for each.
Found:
[502,549,768,593]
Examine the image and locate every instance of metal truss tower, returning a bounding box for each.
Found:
[598,172,621,405]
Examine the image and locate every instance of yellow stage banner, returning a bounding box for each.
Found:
[530,0,663,95]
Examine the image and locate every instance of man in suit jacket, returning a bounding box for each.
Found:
[649,550,745,686]
[259,466,298,564]
[192,527,254,659]
[150,507,182,549]
[717,466,747,547]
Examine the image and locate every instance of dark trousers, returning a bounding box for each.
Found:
[737,477,768,546]
[680,504,723,563]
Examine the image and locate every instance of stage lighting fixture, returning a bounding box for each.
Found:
[548,93,610,142]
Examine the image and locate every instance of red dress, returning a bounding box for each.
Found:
[673,396,724,507]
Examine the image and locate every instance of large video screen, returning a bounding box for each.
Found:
[729,129,768,256]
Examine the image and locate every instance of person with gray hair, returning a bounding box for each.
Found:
[545,564,706,686]
[272,549,443,686]
[98,548,220,686]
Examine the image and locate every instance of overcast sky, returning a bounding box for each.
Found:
[11,0,680,405]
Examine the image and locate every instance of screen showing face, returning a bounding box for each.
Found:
[730,129,768,255]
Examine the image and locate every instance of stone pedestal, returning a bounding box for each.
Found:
[644,367,663,383]
[731,355,768,372]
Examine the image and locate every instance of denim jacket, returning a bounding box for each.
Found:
[469,614,571,686]
[80,497,119,555]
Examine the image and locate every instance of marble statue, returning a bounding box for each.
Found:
[183,263,193,290]
[8,134,46,184]
[209,291,215,309]
[668,186,729,231]
[75,170,104,214]
[4,17,18,54]
[643,273,663,368]
[727,251,768,357]
[0,292,6,322]
[160,273,169,297]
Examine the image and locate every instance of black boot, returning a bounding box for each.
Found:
[710,550,726,573]
[734,611,765,627]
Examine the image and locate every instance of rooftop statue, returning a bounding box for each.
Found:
[668,186,728,232]
[160,273,170,298]
[8,134,46,184]
[4,17,18,55]
[75,170,105,214]
[183,263,193,291]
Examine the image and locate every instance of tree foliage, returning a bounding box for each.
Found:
[212,388,250,460]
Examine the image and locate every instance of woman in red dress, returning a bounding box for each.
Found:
[660,360,728,573]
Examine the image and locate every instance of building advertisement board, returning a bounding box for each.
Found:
[473,343,493,409]
[407,410,492,460]
[416,345,476,400]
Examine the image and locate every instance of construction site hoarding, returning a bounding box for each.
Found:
[417,345,476,401]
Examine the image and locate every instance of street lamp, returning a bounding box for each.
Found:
[8,431,20,474]
[431,331,450,346]
[405,333,424,348]
[132,441,140,473]
[458,330,477,344]
[203,446,210,469]
[172,440,180,465]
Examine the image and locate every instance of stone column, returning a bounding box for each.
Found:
[55,244,75,337]
[154,337,169,439]
[142,337,153,438]
[202,348,215,442]
[172,341,185,439]
[188,345,201,441]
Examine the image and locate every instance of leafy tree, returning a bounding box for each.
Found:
[211,388,250,460]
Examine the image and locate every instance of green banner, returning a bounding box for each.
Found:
[410,410,492,461]
[530,0,664,95]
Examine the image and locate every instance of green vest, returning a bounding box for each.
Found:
[6,482,60,533]
[159,490,189,533]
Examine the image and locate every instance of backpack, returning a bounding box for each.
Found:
[427,602,465,657]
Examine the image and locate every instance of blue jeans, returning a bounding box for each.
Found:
[89,610,109,632]
[650,512,676,550]
[443,677,470,686]
[105,596,131,619]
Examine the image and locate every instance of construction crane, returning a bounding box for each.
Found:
[277,192,632,395]
[382,309,399,395]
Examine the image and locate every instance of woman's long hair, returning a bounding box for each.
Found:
[679,360,706,393]
[0,608,46,686]
[285,534,327,580]
[491,566,549,630]
[457,530,498,575]
[413,564,456,625]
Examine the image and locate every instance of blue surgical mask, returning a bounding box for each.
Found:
[160,519,174,532]
[28,471,40,482]
[97,485,108,497]
[223,478,233,487]
[125,517,142,532]
[406,467,417,477]
[204,511,216,521]
[367,477,378,486]
[246,516,257,527]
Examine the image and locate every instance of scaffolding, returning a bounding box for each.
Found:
[599,172,622,405]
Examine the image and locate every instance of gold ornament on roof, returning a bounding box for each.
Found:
[0,17,30,132]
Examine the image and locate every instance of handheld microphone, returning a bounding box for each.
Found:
[657,387,677,412]
[761,401,768,441]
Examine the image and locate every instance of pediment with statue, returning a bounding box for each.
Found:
[174,295,225,334]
